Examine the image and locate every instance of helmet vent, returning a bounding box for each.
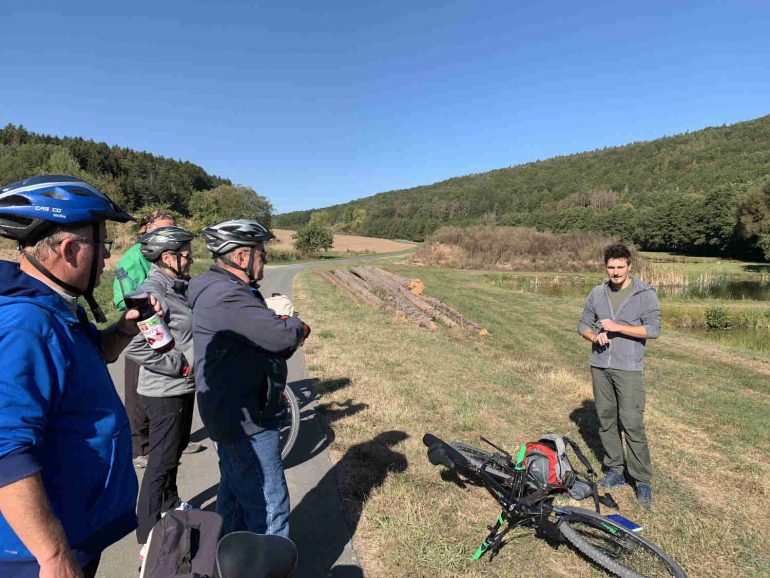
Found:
[41,191,67,200]
[0,214,32,226]
[0,194,31,207]
[69,187,96,197]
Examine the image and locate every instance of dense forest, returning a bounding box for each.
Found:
[0,124,272,226]
[277,114,770,259]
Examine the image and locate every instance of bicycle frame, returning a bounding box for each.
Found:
[454,439,591,560]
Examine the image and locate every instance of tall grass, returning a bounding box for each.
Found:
[412,226,613,271]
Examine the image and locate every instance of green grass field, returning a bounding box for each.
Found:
[295,261,770,578]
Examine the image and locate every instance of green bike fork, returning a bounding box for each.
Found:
[472,515,504,560]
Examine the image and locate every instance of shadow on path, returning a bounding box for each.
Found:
[290,430,409,578]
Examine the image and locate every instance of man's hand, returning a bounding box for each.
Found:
[39,551,83,578]
[102,295,164,362]
[592,331,610,346]
[599,318,622,333]
[123,294,163,326]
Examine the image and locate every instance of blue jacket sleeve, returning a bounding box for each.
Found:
[218,286,305,354]
[0,328,61,487]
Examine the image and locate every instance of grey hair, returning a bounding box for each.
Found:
[20,224,91,261]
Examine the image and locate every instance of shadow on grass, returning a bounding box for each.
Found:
[289,430,409,577]
[569,399,604,464]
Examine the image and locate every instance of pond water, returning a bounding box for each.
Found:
[499,277,770,301]
[488,274,770,352]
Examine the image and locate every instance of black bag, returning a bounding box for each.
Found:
[141,510,224,578]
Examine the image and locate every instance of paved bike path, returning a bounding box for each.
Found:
[99,254,410,577]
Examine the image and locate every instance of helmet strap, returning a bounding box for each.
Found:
[24,227,107,323]
[220,247,259,287]
[83,223,106,323]
[157,253,190,281]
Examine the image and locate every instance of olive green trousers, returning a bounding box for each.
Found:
[591,367,654,483]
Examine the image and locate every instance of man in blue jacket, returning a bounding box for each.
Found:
[578,243,661,509]
[189,219,309,538]
[0,176,153,578]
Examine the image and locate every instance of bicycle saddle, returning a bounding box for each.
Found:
[214,532,298,578]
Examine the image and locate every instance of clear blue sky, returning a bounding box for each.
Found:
[2,1,769,213]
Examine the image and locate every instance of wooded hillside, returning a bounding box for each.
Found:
[277,114,770,259]
[0,124,230,216]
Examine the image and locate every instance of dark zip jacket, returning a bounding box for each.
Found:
[577,276,661,371]
[0,261,138,576]
[188,267,304,442]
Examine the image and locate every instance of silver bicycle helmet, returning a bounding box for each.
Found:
[202,219,274,256]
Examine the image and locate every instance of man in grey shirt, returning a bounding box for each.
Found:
[578,243,661,508]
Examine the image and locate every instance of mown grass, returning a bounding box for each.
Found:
[294,263,770,578]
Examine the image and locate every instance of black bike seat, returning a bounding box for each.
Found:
[214,532,298,578]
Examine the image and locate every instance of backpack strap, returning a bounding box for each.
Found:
[176,519,196,575]
[562,436,595,476]
[562,436,602,514]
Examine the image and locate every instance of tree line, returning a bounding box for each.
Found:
[276,114,770,260]
[0,124,273,227]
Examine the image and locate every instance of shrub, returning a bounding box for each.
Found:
[293,223,334,256]
[705,305,734,329]
[411,225,614,271]
[189,185,273,230]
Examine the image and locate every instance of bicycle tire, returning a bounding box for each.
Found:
[278,387,301,460]
[559,507,687,578]
[450,442,514,483]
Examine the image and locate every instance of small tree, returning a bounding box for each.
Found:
[189,184,273,230]
[293,222,334,256]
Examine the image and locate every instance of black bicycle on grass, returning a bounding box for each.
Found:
[423,433,686,578]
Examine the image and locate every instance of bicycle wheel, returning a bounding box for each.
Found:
[278,387,300,460]
[559,507,687,578]
[450,442,514,483]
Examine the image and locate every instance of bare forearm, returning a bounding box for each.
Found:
[580,328,596,342]
[0,473,73,565]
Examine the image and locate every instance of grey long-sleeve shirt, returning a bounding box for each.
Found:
[577,276,661,372]
[126,265,195,397]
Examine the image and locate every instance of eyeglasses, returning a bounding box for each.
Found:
[58,237,114,252]
[78,239,114,253]
[175,252,193,260]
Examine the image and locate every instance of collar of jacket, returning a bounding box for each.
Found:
[148,264,189,295]
[208,265,261,289]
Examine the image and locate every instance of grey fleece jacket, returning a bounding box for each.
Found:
[126,265,195,397]
[577,276,661,372]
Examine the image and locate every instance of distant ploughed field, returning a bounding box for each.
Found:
[271,229,414,254]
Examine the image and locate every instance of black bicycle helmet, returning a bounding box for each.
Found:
[202,219,274,256]
[139,226,197,280]
[139,226,197,261]
[0,175,133,322]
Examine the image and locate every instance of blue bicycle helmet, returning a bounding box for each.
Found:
[0,175,133,322]
[0,175,132,243]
